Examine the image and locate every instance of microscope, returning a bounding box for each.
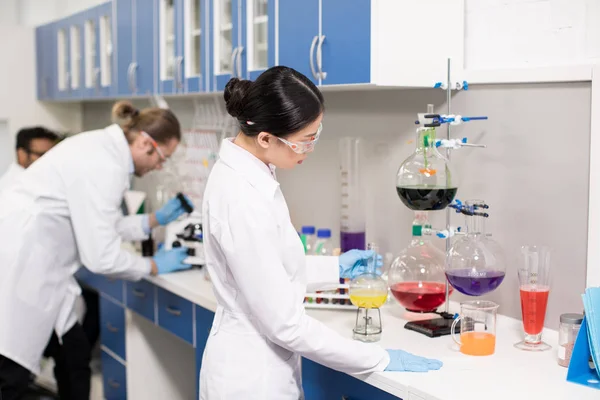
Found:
[164,193,205,268]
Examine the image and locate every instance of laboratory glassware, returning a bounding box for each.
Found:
[388,213,449,313]
[350,243,386,342]
[301,226,317,254]
[340,137,366,252]
[445,200,506,296]
[515,245,552,351]
[558,313,583,367]
[396,105,458,211]
[451,300,499,356]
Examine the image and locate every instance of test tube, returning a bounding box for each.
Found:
[339,137,366,252]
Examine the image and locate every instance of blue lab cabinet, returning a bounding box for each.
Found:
[35,0,376,101]
[277,0,371,86]
[76,266,401,399]
[116,0,156,96]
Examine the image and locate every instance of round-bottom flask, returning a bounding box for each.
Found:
[445,200,506,296]
[349,243,387,342]
[388,217,450,313]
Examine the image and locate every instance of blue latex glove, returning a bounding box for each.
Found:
[339,249,383,279]
[153,247,190,274]
[155,195,194,225]
[384,350,443,372]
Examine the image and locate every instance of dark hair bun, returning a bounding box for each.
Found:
[224,78,252,118]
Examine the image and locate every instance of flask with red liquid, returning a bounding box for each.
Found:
[388,212,450,313]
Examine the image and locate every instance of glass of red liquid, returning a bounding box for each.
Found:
[515,245,552,351]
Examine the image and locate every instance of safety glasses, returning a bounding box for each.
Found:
[276,123,322,154]
[141,131,167,163]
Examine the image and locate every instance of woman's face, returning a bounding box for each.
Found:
[263,113,323,169]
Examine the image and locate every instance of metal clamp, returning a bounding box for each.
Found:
[106,322,119,333]
[316,35,327,80]
[166,306,182,316]
[132,288,145,298]
[309,35,319,80]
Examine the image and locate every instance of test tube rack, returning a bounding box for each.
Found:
[304,280,357,310]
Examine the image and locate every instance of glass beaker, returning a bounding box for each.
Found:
[445,200,506,296]
[339,137,366,252]
[515,245,552,351]
[350,243,386,342]
[395,106,458,211]
[388,213,450,313]
[451,300,499,356]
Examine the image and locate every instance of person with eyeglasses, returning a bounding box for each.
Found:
[0,126,59,191]
[0,101,195,400]
[199,66,442,400]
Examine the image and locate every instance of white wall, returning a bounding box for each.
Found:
[0,24,82,166]
[82,82,591,330]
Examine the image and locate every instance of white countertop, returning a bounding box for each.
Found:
[145,270,598,400]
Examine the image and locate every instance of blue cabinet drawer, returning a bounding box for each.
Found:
[100,297,126,360]
[97,277,125,302]
[126,280,155,322]
[157,287,193,345]
[101,350,127,400]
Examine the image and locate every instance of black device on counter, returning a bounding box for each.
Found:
[404,316,459,338]
[177,192,194,213]
[141,233,155,257]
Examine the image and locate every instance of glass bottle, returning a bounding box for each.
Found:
[558,313,583,367]
[445,200,506,296]
[395,107,458,211]
[388,213,449,313]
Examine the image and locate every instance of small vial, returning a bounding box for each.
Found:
[557,313,583,368]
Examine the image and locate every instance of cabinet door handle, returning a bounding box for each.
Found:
[132,288,145,298]
[127,62,135,92]
[108,379,120,389]
[106,322,119,333]
[131,62,138,93]
[309,35,319,80]
[176,57,184,90]
[230,47,239,77]
[236,47,243,79]
[166,306,182,316]
[66,72,71,92]
[94,67,101,92]
[316,35,327,80]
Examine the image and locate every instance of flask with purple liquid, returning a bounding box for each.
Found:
[445,200,506,296]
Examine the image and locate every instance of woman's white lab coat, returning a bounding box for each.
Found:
[199,139,389,399]
[0,124,151,374]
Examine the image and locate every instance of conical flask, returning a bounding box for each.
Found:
[396,108,458,211]
[388,212,450,313]
[445,200,506,296]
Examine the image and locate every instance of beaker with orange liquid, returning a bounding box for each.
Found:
[451,300,499,356]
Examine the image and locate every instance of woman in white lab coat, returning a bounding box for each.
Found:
[200,66,443,399]
[0,102,194,400]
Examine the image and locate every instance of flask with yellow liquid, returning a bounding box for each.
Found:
[349,243,387,342]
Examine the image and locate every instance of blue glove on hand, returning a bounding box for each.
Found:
[339,249,383,279]
[384,350,443,372]
[155,195,194,225]
[153,247,190,274]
